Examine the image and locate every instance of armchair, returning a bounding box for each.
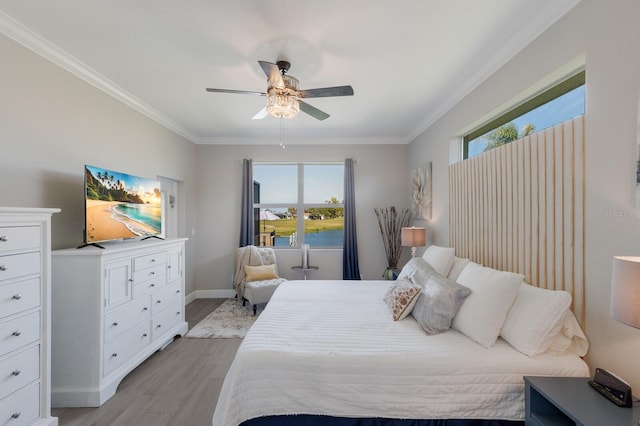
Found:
[233,245,287,315]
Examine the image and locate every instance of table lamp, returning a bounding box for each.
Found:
[610,256,640,328]
[401,226,426,257]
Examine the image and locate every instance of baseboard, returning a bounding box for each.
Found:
[186,289,236,303]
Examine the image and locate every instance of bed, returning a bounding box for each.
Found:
[212,258,589,426]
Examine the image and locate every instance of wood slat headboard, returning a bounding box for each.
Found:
[449,116,585,325]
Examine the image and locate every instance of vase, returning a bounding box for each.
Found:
[383,267,398,280]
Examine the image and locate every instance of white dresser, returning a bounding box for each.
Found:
[50,238,188,407]
[0,207,59,426]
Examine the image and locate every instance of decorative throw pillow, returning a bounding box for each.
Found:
[500,283,572,356]
[244,264,279,282]
[421,245,456,277]
[411,274,471,335]
[397,257,438,282]
[383,278,422,321]
[452,262,524,348]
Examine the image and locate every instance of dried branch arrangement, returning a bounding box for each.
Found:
[374,206,412,269]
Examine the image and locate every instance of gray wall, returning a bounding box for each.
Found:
[0,33,199,295]
[194,144,409,296]
[408,0,640,389]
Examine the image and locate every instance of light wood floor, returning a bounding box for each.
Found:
[52,299,241,426]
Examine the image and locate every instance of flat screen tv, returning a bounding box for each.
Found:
[81,165,163,248]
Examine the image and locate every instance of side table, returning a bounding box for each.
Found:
[291,265,319,280]
[525,375,640,425]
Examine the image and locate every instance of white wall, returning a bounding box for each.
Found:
[408,0,640,389]
[0,33,200,295]
[193,144,409,295]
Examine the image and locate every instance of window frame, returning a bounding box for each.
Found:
[463,70,585,159]
[253,161,344,249]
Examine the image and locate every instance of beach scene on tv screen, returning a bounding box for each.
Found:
[85,165,162,242]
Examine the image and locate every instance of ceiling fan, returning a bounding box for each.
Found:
[206,60,354,121]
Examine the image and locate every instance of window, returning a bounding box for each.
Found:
[464,71,585,159]
[253,163,344,248]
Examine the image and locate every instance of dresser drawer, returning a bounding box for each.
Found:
[151,282,181,315]
[0,311,39,358]
[0,278,40,319]
[0,226,40,255]
[0,382,39,426]
[152,301,182,341]
[104,296,151,343]
[134,252,168,272]
[0,252,40,282]
[132,264,166,286]
[103,320,151,377]
[0,345,39,401]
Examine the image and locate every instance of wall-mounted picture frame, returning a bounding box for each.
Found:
[411,162,432,220]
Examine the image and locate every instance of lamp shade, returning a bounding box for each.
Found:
[610,256,640,328]
[401,227,426,248]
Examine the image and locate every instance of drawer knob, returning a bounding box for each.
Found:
[142,333,148,338]
[156,300,162,304]
[149,283,155,288]
[150,271,155,276]
[175,290,180,294]
[143,307,148,311]
[156,325,162,329]
[0,265,7,271]
[11,370,21,376]
[112,322,118,327]
[129,278,134,282]
[112,353,118,358]
[11,330,21,337]
[151,259,156,263]
[176,311,180,316]
[12,294,21,300]
[167,265,172,269]
[0,236,7,242]
[11,412,20,419]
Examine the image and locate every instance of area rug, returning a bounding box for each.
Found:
[185,299,263,338]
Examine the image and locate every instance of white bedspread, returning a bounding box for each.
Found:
[212,280,588,426]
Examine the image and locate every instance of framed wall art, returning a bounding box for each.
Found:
[411,162,432,220]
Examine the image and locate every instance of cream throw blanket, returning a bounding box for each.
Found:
[233,245,265,299]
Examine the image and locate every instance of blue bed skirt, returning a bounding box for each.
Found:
[241,415,524,426]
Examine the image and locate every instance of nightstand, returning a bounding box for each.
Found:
[525,376,640,425]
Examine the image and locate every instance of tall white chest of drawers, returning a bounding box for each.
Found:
[0,207,59,426]
[50,238,188,407]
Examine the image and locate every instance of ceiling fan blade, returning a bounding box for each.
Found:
[299,101,330,121]
[252,107,268,120]
[298,85,354,98]
[206,88,266,96]
[258,61,285,89]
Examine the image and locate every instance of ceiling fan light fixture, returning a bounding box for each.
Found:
[266,94,299,119]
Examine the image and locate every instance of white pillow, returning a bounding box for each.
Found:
[546,311,589,357]
[500,283,572,356]
[447,256,470,282]
[421,245,455,276]
[452,262,523,348]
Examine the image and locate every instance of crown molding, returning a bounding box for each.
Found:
[405,0,582,144]
[0,11,199,144]
[193,135,409,145]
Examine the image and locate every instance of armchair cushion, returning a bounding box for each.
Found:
[244,264,279,282]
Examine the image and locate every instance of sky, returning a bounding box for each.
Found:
[253,164,344,207]
[468,85,585,157]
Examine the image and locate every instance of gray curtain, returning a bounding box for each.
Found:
[239,158,254,247]
[342,158,361,280]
